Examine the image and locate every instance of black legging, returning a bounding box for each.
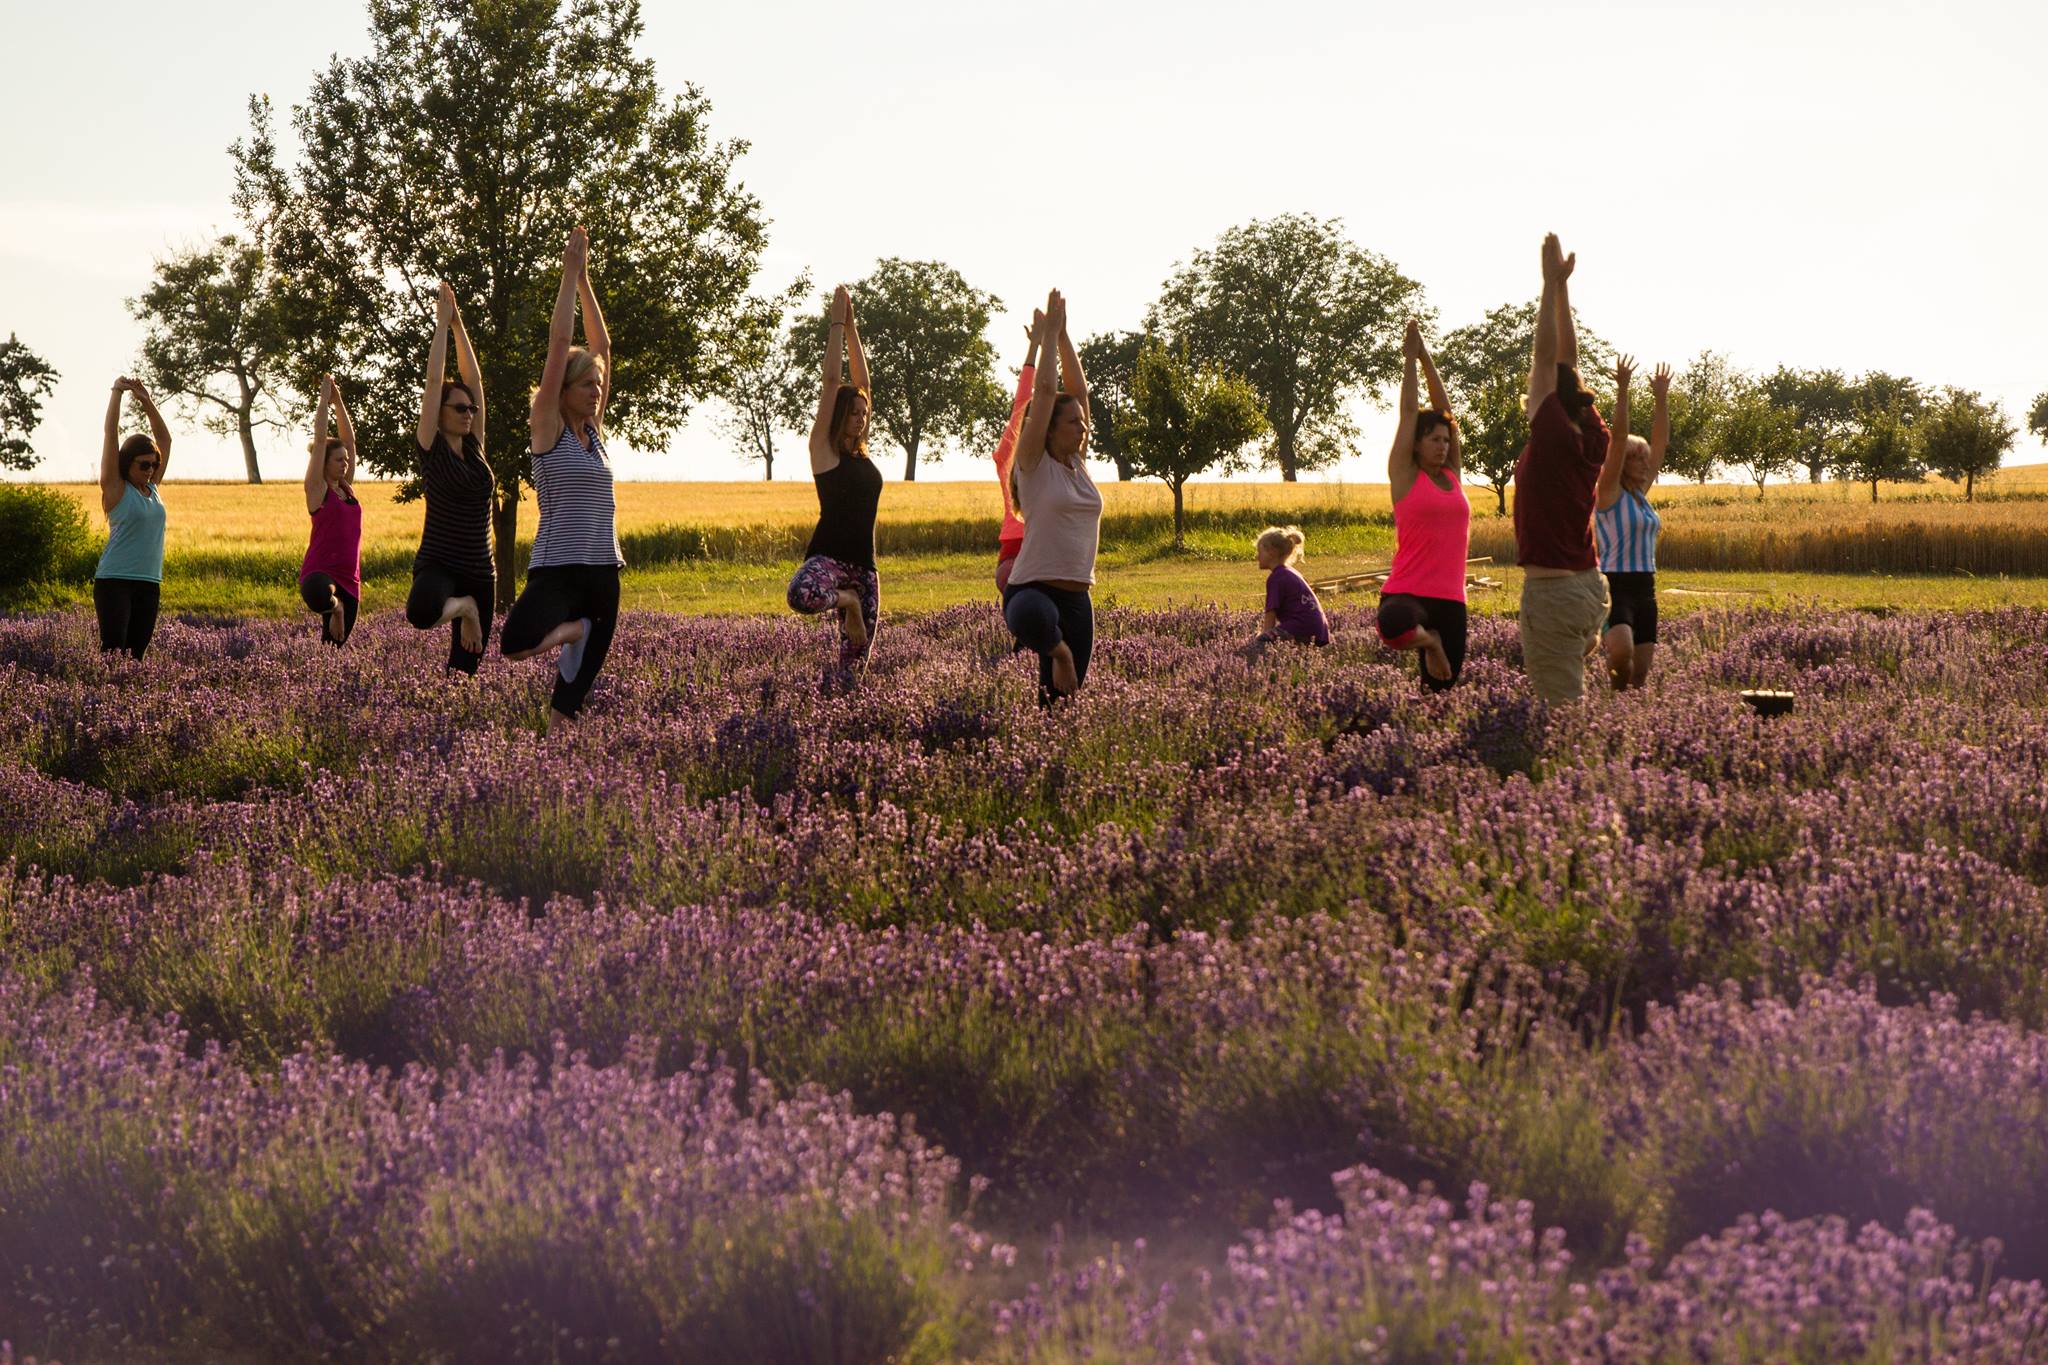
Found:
[1003,580,1094,705]
[406,561,496,674]
[1376,593,1468,693]
[501,564,622,717]
[93,578,161,660]
[299,574,359,647]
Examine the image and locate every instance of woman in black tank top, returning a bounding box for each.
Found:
[785,285,883,681]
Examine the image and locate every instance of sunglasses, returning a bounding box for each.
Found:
[444,402,478,414]
[132,459,159,471]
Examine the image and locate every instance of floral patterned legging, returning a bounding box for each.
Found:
[786,555,880,668]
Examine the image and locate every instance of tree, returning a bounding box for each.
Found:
[234,0,767,605]
[0,335,60,473]
[2030,391,2048,447]
[1151,213,1424,480]
[128,234,295,484]
[1713,377,1801,498]
[1919,387,2016,501]
[1436,299,1611,514]
[791,259,1006,481]
[1661,351,1737,484]
[1761,366,1856,483]
[713,273,812,480]
[1839,373,1927,501]
[1124,338,1268,548]
[1076,330,1143,481]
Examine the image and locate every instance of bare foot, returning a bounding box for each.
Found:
[544,706,576,734]
[1420,631,1451,682]
[837,594,868,652]
[325,606,347,644]
[1050,642,1079,695]
[458,603,483,655]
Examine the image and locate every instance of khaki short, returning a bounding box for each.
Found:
[1519,570,1610,703]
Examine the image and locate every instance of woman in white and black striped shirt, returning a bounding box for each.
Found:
[1594,359,1670,691]
[501,225,624,729]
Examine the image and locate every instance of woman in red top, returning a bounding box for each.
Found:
[1377,319,1471,690]
[299,374,363,646]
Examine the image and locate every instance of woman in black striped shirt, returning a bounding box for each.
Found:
[502,225,624,730]
[404,281,496,671]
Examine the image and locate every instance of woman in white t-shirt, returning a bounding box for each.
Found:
[1003,289,1102,703]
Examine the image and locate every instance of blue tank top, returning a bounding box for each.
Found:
[1596,487,1660,574]
[95,482,167,583]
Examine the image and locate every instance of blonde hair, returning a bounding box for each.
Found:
[1256,525,1305,566]
[1622,434,1654,490]
[558,347,606,424]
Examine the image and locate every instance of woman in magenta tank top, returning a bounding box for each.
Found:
[299,374,364,646]
[1377,320,1472,691]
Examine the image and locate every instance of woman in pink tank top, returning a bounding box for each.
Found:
[1376,321,1472,691]
[299,374,364,646]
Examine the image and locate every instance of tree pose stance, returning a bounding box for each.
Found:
[1595,359,1669,690]
[786,284,883,678]
[299,375,363,646]
[1513,234,1612,703]
[1002,290,1101,703]
[94,377,172,659]
[1376,319,1471,691]
[406,281,495,671]
[501,226,625,730]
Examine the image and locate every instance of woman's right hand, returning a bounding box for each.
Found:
[436,280,456,322]
[1649,363,1673,399]
[832,284,851,325]
[564,224,588,271]
[1615,354,1636,389]
[1403,318,1424,361]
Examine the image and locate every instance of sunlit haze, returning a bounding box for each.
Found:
[6,0,2043,483]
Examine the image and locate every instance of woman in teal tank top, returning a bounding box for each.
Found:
[94,377,172,659]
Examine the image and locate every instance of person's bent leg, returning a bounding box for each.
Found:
[1520,575,1597,703]
[126,582,161,661]
[1423,597,1468,693]
[501,567,576,660]
[335,589,360,646]
[1379,593,1451,686]
[302,573,342,646]
[1058,587,1094,692]
[94,579,130,654]
[1604,624,1636,690]
[785,556,841,615]
[1630,581,1658,688]
[1003,584,1064,702]
[548,566,621,719]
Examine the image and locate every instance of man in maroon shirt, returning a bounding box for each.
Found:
[1513,233,1613,702]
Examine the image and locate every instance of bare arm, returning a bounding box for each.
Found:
[1012,291,1063,478]
[100,381,126,513]
[306,373,335,514]
[1648,363,1672,479]
[418,282,454,450]
[1527,235,1566,416]
[131,380,171,482]
[809,285,849,466]
[1057,314,1088,414]
[1555,266,1579,370]
[1418,335,1461,470]
[845,293,870,394]
[530,227,586,455]
[576,255,610,432]
[450,302,484,450]
[1388,322,1421,487]
[1597,355,1634,509]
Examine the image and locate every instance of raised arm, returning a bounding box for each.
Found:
[418,282,454,450]
[1648,363,1672,478]
[1388,320,1422,486]
[809,285,850,466]
[1418,334,1461,470]
[576,251,610,432]
[100,380,127,513]
[844,291,870,395]
[306,373,335,514]
[1056,311,1088,416]
[530,226,586,455]
[1527,234,1565,416]
[1596,355,1635,509]
[1554,246,1579,372]
[130,379,171,482]
[450,300,484,450]
[1012,290,1063,478]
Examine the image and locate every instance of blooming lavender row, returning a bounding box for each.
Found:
[0,968,979,1361]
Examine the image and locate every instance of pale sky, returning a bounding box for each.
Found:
[5,0,2044,485]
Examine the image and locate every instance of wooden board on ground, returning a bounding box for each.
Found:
[1311,558,1493,595]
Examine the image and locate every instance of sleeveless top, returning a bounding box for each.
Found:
[1007,452,1102,587]
[1382,468,1471,602]
[1596,487,1661,574]
[529,422,623,570]
[300,488,364,598]
[416,432,495,579]
[805,453,883,570]
[96,482,167,583]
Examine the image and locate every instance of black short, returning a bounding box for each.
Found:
[299,574,359,646]
[1603,571,1657,645]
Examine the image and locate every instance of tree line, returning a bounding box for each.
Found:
[2,0,2043,561]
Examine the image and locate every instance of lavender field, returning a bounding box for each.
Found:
[5,601,2048,1362]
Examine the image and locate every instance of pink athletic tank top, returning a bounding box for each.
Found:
[1381,470,1471,602]
[300,488,364,599]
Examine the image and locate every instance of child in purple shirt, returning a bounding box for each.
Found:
[1252,525,1330,650]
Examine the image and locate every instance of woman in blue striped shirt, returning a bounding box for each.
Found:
[1594,359,1670,690]
[502,225,624,730]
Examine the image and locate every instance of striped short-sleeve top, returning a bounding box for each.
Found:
[1595,487,1661,574]
[416,433,496,579]
[529,422,624,570]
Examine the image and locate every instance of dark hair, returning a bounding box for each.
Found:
[324,438,350,461]
[440,380,477,412]
[1556,364,1596,420]
[828,385,871,458]
[1414,410,1458,467]
[117,434,160,483]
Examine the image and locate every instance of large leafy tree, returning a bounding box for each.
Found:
[2030,391,2048,447]
[1919,387,2016,502]
[1124,339,1268,548]
[1076,330,1142,481]
[129,234,295,484]
[234,0,766,603]
[791,260,1006,481]
[1660,351,1737,485]
[1713,376,1801,498]
[1838,372,1927,501]
[1435,300,1610,514]
[713,274,812,480]
[1151,214,1423,481]
[1761,365,1856,484]
[0,335,60,473]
